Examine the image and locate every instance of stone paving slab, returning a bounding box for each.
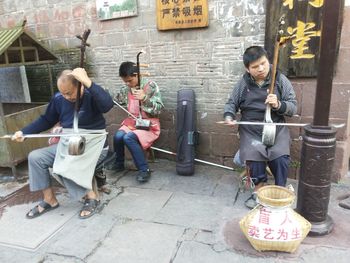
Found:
[0,158,349,263]
[0,192,80,251]
[173,241,265,263]
[211,170,240,200]
[103,187,173,221]
[153,191,230,231]
[87,221,185,263]
[46,211,124,260]
[0,180,27,199]
[112,160,232,196]
[0,246,45,263]
[160,171,222,196]
[111,169,171,190]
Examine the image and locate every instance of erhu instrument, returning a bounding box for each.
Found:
[261,15,290,146]
[134,50,151,130]
[1,30,98,148]
[68,29,91,155]
[112,50,152,129]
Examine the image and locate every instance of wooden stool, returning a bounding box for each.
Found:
[239,165,274,190]
[124,147,156,170]
[145,148,156,163]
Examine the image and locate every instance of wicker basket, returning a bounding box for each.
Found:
[257,185,295,207]
[239,185,311,253]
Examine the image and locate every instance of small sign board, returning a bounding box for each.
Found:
[96,0,138,20]
[156,0,209,30]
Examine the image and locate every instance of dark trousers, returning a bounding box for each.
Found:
[113,130,148,172]
[246,155,290,187]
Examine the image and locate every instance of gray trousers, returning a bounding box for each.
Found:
[28,144,108,201]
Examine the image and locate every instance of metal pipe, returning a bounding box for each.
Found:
[1,132,107,139]
[216,121,344,128]
[113,99,138,120]
[150,146,236,171]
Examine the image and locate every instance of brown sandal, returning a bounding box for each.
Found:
[79,199,100,219]
[26,201,59,219]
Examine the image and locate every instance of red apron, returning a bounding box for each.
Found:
[119,88,160,150]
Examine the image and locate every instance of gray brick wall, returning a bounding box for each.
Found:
[0,0,303,175]
[1,0,349,180]
[0,0,265,105]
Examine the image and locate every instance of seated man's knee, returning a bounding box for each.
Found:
[281,155,290,167]
[123,132,138,145]
[28,148,46,163]
[270,155,290,172]
[114,130,125,142]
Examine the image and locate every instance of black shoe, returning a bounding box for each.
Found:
[137,169,151,182]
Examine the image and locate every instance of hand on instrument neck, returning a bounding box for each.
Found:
[265,93,280,109]
[132,89,146,101]
[70,68,92,88]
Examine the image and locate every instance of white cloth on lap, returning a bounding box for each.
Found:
[53,128,106,190]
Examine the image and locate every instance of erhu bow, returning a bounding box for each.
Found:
[68,29,91,155]
[262,15,290,146]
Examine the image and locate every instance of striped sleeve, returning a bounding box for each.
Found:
[275,74,297,117]
[223,78,245,120]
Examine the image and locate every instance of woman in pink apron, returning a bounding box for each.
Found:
[113,61,164,182]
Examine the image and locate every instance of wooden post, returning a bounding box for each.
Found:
[296,0,343,236]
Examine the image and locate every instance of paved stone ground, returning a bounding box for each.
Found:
[0,158,349,263]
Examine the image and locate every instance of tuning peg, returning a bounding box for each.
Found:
[140,63,150,68]
[137,50,146,57]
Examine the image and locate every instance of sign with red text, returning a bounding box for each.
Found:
[248,207,304,242]
[157,0,209,30]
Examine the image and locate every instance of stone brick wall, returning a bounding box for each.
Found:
[0,0,349,181]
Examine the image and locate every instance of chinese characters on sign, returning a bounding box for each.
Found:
[157,0,209,30]
[283,0,324,9]
[264,0,335,77]
[282,0,322,60]
[287,21,321,59]
[247,208,303,242]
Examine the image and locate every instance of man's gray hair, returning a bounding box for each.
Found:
[57,70,80,87]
